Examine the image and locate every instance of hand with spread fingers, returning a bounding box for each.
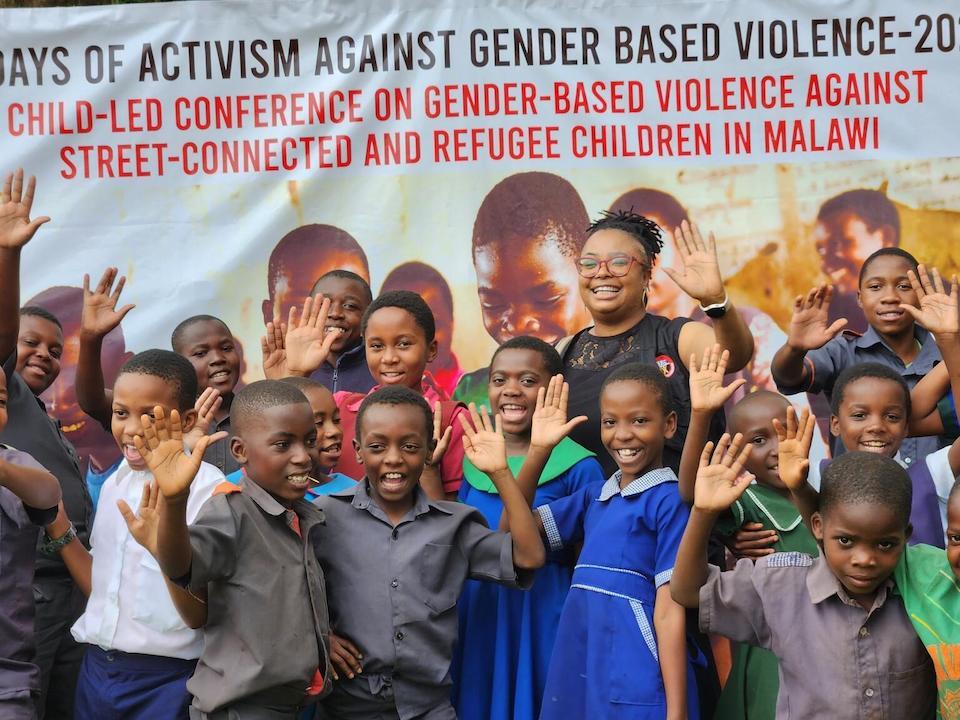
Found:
[183,387,229,453]
[261,311,288,380]
[661,220,726,305]
[904,264,959,337]
[428,401,453,467]
[82,267,135,339]
[773,406,817,492]
[284,295,339,376]
[458,403,508,475]
[688,344,746,414]
[529,374,588,452]
[786,284,848,351]
[693,433,754,514]
[0,169,50,250]
[135,406,211,502]
[118,480,163,558]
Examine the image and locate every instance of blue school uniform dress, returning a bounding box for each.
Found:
[452,438,605,720]
[536,467,700,720]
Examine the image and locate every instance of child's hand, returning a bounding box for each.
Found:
[661,220,725,305]
[329,632,363,680]
[284,296,339,375]
[786,285,848,351]
[458,403,508,474]
[904,264,959,337]
[260,314,288,380]
[723,522,778,559]
[688,344,747,413]
[135,407,211,502]
[81,268,135,339]
[428,401,453,467]
[773,406,816,492]
[117,480,161,558]
[183,388,229,453]
[693,433,753,514]
[530,374,588,451]
[0,169,50,250]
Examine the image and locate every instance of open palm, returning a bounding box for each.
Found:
[82,268,135,337]
[787,285,847,351]
[0,170,50,249]
[530,374,587,450]
[136,407,209,501]
[662,221,725,304]
[285,296,337,375]
[693,433,753,513]
[905,265,959,335]
[773,406,816,492]
[459,403,507,474]
[689,344,745,413]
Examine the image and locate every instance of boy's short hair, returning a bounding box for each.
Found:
[491,336,562,377]
[587,210,665,265]
[20,305,62,330]
[231,380,311,435]
[170,314,232,352]
[830,363,911,418]
[277,376,327,393]
[816,189,901,242]
[819,451,912,527]
[380,262,453,313]
[356,385,432,438]
[472,172,589,259]
[310,269,373,305]
[120,349,198,411]
[601,362,675,415]
[857,247,920,286]
[608,188,689,233]
[361,290,435,344]
[727,390,790,433]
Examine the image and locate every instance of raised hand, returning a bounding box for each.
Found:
[284,295,338,375]
[182,387,228,453]
[661,220,726,305]
[689,344,747,413]
[82,267,135,338]
[693,433,753,514]
[785,284,847,351]
[118,480,161,558]
[260,313,288,380]
[428,401,454,467]
[904,264,959,336]
[458,403,508,474]
[0,169,50,250]
[530,374,588,451]
[135,406,211,501]
[773,405,817,492]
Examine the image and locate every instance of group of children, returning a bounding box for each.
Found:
[3,165,960,720]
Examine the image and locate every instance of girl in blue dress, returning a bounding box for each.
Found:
[453,337,605,720]
[536,362,699,720]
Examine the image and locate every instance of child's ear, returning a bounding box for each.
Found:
[352,437,363,465]
[663,410,678,440]
[829,414,841,438]
[180,408,198,433]
[230,436,247,465]
[811,511,824,542]
[426,338,439,364]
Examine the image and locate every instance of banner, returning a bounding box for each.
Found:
[2,0,959,471]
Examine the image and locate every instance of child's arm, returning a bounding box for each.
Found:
[654,584,688,720]
[283,296,339,377]
[0,455,60,510]
[118,480,207,628]
[77,268,135,429]
[903,266,960,475]
[459,404,545,570]
[909,362,948,437]
[678,344,745,503]
[137,407,213,584]
[774,406,820,531]
[670,433,753,608]
[771,285,848,391]
[666,222,755,371]
[44,502,92,596]
[0,170,50,363]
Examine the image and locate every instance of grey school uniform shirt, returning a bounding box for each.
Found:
[181,477,331,713]
[774,325,944,464]
[700,552,936,720]
[311,481,530,720]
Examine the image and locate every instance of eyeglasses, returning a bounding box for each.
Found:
[575,255,648,278]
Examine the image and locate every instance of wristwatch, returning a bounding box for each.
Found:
[699,293,729,319]
[40,523,76,557]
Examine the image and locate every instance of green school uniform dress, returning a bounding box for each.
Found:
[713,485,819,720]
[895,543,960,720]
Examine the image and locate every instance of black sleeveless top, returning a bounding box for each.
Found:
[561,313,724,477]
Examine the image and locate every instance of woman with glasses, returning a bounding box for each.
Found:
[560,210,755,476]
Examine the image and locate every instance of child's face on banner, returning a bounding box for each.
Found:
[473,238,589,346]
[815,211,889,295]
[263,249,369,325]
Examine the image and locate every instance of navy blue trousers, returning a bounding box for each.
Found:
[74,646,195,720]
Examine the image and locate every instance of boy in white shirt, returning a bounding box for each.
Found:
[69,349,224,719]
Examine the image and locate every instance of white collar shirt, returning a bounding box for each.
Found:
[71,459,224,659]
